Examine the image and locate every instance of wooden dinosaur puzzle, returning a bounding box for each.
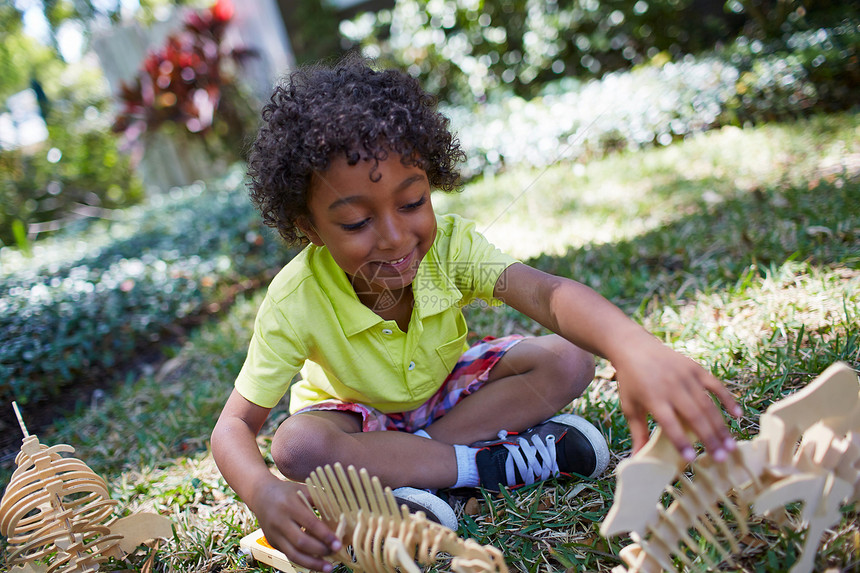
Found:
[241,463,509,573]
[601,361,860,573]
[0,402,172,573]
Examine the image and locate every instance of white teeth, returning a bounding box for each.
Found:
[388,256,407,264]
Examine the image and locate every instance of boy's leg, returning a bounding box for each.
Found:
[271,409,458,490]
[425,333,595,445]
[271,334,598,494]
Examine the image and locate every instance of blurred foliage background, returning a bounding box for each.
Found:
[2,0,857,249]
[338,0,858,104]
[0,0,255,249]
[1,4,137,247]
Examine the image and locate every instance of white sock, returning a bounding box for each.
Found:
[453,444,480,488]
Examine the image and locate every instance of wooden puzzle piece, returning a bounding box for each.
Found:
[0,403,172,573]
[239,529,310,573]
[759,361,860,467]
[305,463,508,573]
[241,462,509,573]
[601,362,860,573]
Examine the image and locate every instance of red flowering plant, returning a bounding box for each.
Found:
[112,0,257,160]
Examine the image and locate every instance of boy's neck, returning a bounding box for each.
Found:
[356,286,414,332]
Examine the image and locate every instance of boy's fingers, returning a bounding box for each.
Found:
[620,356,738,462]
[268,523,338,573]
[697,376,740,451]
[649,403,696,462]
[627,410,651,454]
[298,514,341,553]
[686,394,728,454]
[286,523,335,556]
[288,486,341,551]
[276,537,334,573]
[259,492,342,572]
[665,380,737,461]
[704,375,743,418]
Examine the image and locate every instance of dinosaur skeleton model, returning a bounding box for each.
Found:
[601,361,860,573]
[241,463,509,573]
[0,403,172,573]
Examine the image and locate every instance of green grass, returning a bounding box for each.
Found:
[3,111,859,572]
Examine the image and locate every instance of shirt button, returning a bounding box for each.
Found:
[408,361,416,371]
[382,328,393,335]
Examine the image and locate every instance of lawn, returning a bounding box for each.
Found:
[4,112,860,572]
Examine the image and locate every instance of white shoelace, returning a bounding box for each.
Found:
[496,430,559,486]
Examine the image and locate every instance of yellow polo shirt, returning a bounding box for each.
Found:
[234,213,518,413]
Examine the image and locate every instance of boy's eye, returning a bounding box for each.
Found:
[403,195,427,210]
[341,219,369,231]
[338,196,426,231]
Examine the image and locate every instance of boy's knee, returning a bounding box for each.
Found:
[542,334,595,398]
[271,415,335,481]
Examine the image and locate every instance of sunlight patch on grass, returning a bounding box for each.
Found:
[647,262,859,361]
[435,114,860,259]
[639,259,859,444]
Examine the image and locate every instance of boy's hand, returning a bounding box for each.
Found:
[614,337,742,461]
[492,263,740,460]
[251,479,342,572]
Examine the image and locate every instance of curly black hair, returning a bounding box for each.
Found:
[247,54,466,244]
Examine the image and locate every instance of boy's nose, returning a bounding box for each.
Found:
[376,214,404,249]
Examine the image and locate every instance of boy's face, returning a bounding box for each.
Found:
[301,152,437,305]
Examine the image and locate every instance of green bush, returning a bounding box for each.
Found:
[726,21,860,119]
[341,0,743,104]
[443,57,739,177]
[0,94,144,248]
[443,24,858,178]
[0,167,293,407]
[342,0,858,106]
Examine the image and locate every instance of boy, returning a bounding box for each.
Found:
[212,55,740,572]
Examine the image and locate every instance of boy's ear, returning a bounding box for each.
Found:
[297,216,324,246]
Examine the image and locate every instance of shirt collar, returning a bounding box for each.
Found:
[309,246,384,337]
[308,227,464,336]
[412,242,463,319]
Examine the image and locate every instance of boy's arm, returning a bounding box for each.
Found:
[494,262,741,460]
[212,389,341,571]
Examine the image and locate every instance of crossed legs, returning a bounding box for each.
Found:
[271,334,595,490]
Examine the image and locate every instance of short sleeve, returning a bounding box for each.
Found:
[439,214,519,305]
[234,293,308,408]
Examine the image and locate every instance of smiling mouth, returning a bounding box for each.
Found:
[373,251,415,273]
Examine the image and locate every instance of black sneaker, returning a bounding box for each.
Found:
[473,414,609,492]
[392,487,458,530]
